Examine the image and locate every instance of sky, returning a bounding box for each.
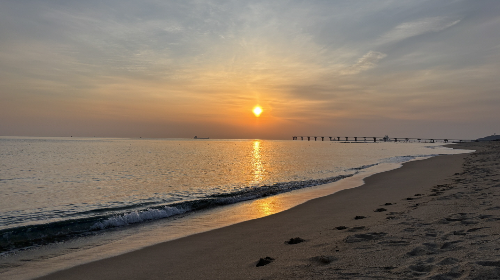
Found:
[1,0,499,140]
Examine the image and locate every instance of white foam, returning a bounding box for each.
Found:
[380,155,433,164]
[91,206,188,230]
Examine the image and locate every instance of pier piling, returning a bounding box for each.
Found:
[291,136,471,143]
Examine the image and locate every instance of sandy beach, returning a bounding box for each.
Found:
[36,141,500,280]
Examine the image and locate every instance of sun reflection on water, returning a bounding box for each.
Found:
[250,197,282,217]
[246,140,285,218]
[251,140,265,184]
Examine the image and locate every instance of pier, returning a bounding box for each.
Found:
[292,136,475,143]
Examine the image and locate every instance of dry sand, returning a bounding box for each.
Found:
[37,142,500,279]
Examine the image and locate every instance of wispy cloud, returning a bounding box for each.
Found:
[341,51,387,75]
[378,17,461,45]
[1,1,499,139]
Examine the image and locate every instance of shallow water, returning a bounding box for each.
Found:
[0,137,469,279]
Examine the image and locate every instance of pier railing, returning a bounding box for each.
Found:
[291,136,476,143]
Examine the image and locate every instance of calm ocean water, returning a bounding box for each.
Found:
[0,136,469,279]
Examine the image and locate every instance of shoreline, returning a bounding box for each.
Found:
[1,139,450,256]
[1,155,428,280]
[34,142,498,279]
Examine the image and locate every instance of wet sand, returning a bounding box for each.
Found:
[37,142,500,279]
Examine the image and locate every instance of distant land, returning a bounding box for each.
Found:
[477,134,500,141]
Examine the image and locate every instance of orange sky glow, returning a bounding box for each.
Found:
[0,1,499,140]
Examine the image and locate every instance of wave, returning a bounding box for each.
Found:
[380,154,438,164]
[0,155,433,253]
[90,206,189,230]
[0,174,354,253]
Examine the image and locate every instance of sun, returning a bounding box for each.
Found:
[252,106,263,117]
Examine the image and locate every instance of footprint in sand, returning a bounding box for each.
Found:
[285,237,305,244]
[256,257,275,267]
[437,257,459,265]
[378,239,410,246]
[476,261,500,267]
[347,226,366,232]
[408,263,435,273]
[310,255,337,265]
[344,232,387,243]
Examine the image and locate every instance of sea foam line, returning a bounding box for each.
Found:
[91,206,189,230]
[1,155,431,253]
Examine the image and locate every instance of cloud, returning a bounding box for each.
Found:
[378,17,461,45]
[1,1,499,139]
[341,51,387,75]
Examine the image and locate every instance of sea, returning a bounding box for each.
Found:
[0,136,471,279]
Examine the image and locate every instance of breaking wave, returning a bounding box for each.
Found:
[0,154,434,253]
